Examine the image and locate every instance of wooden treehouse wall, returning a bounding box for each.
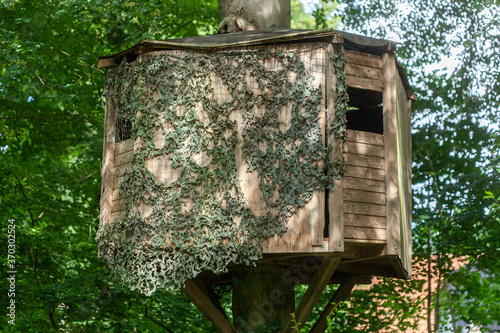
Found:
[101,40,412,278]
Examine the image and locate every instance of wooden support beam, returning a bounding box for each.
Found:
[181,279,237,333]
[285,257,341,332]
[194,277,228,320]
[310,277,358,333]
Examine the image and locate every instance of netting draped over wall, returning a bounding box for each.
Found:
[96,46,347,295]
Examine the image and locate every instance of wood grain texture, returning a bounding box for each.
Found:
[382,52,401,257]
[343,189,385,205]
[396,67,413,277]
[344,226,386,241]
[345,141,384,157]
[327,43,344,253]
[344,166,385,181]
[345,153,385,169]
[345,50,382,69]
[344,213,386,228]
[345,62,383,80]
[182,279,238,333]
[346,74,383,92]
[114,139,134,155]
[344,177,385,193]
[346,129,384,146]
[100,89,116,228]
[114,150,134,167]
[344,201,386,217]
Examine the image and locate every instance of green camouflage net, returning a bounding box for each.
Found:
[97,47,347,295]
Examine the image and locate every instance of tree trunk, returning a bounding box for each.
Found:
[218,0,291,33]
[232,264,294,333]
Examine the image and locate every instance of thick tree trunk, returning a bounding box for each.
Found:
[218,0,291,33]
[232,264,294,333]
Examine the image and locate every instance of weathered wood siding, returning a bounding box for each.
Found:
[343,130,386,244]
[111,139,133,221]
[103,45,411,260]
[345,50,383,92]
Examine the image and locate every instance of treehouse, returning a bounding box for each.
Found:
[97,28,414,332]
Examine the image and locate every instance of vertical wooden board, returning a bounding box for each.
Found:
[182,279,237,333]
[309,46,326,246]
[100,83,116,227]
[327,43,344,253]
[396,71,412,277]
[382,52,401,257]
[406,98,413,277]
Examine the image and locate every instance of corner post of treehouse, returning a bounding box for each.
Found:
[100,85,116,229]
[382,51,401,259]
[327,38,345,254]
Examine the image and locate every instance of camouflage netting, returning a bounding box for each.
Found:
[96,46,348,295]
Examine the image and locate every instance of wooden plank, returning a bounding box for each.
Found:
[344,239,386,245]
[346,129,384,146]
[343,188,385,205]
[114,163,132,178]
[345,141,384,158]
[100,83,116,228]
[285,257,341,333]
[182,279,237,333]
[346,74,383,92]
[345,62,383,80]
[114,139,134,155]
[344,213,386,228]
[345,50,382,68]
[344,165,385,181]
[344,201,386,217]
[344,153,384,169]
[344,226,386,241]
[194,278,228,320]
[405,97,413,277]
[396,67,412,277]
[111,210,125,222]
[382,52,401,257]
[310,277,358,333]
[327,43,344,253]
[112,198,126,212]
[344,177,385,193]
[114,150,134,167]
